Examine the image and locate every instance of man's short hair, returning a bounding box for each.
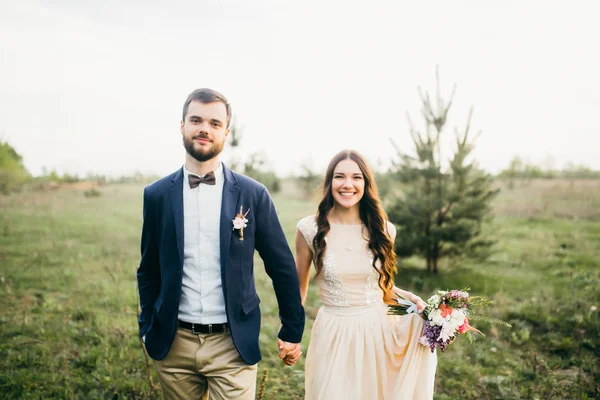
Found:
[182,88,232,128]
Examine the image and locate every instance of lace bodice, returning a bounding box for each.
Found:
[296,216,396,308]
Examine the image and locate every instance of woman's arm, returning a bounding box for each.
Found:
[393,286,421,302]
[386,222,426,312]
[393,286,427,313]
[295,229,313,306]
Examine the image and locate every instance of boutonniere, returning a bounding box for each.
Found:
[232,206,250,240]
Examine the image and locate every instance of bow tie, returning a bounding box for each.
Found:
[188,171,216,188]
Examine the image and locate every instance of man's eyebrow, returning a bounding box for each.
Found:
[188,115,223,124]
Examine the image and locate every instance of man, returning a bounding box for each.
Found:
[137,88,305,399]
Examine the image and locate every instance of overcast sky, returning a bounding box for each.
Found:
[1,0,599,177]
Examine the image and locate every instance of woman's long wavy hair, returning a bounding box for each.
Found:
[313,150,397,304]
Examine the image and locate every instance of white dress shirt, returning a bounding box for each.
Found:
[178,163,228,324]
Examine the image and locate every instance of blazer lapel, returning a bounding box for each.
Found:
[168,168,185,265]
[220,164,239,274]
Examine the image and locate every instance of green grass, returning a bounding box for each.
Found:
[1,180,599,399]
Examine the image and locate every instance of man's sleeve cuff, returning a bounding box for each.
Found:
[277,323,304,344]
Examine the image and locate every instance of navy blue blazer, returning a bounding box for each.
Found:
[137,165,305,364]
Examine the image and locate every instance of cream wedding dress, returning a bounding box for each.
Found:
[297,216,437,400]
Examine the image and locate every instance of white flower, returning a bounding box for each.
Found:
[418,335,430,347]
[450,309,466,324]
[232,217,248,230]
[438,324,457,343]
[429,309,445,326]
[591,306,598,312]
[427,295,442,308]
[446,318,462,332]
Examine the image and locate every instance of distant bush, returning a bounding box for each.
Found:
[109,172,161,185]
[248,170,281,193]
[0,140,30,194]
[84,188,102,198]
[499,156,600,181]
[243,151,281,194]
[297,163,321,199]
[224,120,281,194]
[36,168,82,184]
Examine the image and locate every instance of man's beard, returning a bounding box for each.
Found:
[183,135,225,162]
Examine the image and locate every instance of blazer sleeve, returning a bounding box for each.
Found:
[136,187,161,337]
[254,186,306,343]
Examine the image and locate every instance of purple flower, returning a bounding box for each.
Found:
[422,320,456,353]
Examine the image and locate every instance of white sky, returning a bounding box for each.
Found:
[1,0,599,177]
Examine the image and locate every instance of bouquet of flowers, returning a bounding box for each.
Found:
[389,288,511,353]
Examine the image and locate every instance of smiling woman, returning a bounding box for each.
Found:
[294,149,437,399]
[331,159,365,209]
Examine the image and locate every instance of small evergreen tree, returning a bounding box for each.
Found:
[387,70,498,273]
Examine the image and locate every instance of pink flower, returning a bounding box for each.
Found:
[459,320,469,334]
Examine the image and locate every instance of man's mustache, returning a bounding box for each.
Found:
[192,134,212,142]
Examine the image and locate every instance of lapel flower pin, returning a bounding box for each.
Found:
[232,206,250,240]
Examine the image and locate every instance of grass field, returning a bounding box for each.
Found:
[1,179,599,399]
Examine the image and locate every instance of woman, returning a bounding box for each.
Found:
[296,150,437,399]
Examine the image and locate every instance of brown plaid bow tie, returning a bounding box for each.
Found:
[188,171,216,188]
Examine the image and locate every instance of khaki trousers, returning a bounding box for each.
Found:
[153,327,257,400]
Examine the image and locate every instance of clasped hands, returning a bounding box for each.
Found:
[277,338,302,366]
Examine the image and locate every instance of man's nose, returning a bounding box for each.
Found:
[198,121,210,132]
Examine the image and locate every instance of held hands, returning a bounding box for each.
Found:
[277,339,302,366]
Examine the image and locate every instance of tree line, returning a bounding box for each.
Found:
[2,69,599,274]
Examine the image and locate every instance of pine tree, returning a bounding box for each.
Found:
[387,70,498,274]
